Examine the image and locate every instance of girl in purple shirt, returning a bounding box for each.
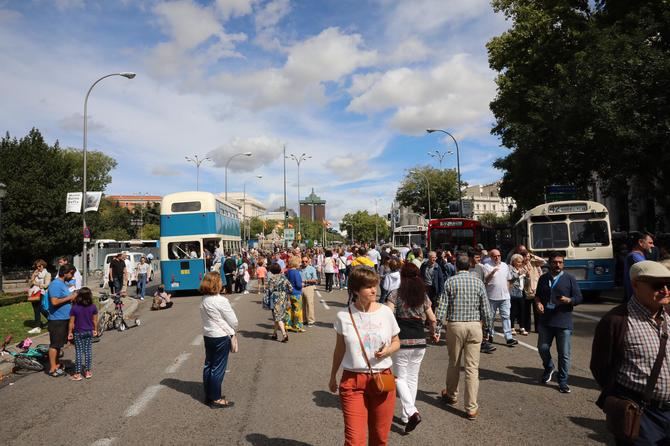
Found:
[68,287,98,381]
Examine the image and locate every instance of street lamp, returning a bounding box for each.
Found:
[427,129,462,218]
[286,152,311,241]
[185,155,211,191]
[224,152,253,201]
[82,71,135,286]
[242,175,263,243]
[373,198,380,245]
[0,182,6,292]
[427,149,453,168]
[409,169,432,221]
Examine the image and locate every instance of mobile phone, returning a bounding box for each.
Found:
[377,343,385,353]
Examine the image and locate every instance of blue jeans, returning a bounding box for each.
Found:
[136,273,147,298]
[203,336,231,402]
[537,325,572,387]
[488,299,513,341]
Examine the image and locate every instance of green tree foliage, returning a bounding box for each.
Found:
[395,166,460,218]
[141,223,160,240]
[478,212,513,227]
[339,211,390,244]
[0,130,118,268]
[87,198,132,240]
[488,0,670,224]
[61,148,117,192]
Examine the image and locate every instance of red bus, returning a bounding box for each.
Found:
[427,218,496,252]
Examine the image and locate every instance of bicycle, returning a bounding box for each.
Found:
[0,335,48,372]
[97,292,141,337]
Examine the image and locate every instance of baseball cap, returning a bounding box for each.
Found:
[630,261,670,282]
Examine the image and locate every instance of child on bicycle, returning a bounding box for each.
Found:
[67,287,98,381]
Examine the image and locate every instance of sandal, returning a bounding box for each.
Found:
[270,334,278,340]
[49,369,65,377]
[84,371,93,379]
[281,334,289,343]
[70,373,83,381]
[209,400,234,409]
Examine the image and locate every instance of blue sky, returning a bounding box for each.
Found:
[0,0,509,224]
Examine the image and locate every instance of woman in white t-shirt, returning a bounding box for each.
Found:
[329,267,400,445]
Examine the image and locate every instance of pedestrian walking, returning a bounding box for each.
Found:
[336,248,348,289]
[67,287,97,381]
[46,265,78,377]
[223,253,237,294]
[591,261,670,444]
[329,266,400,445]
[324,249,336,292]
[519,247,546,333]
[27,259,51,334]
[286,256,305,333]
[108,253,126,295]
[266,262,292,342]
[535,252,583,393]
[256,260,267,294]
[386,262,437,433]
[301,256,318,326]
[435,255,493,420]
[482,249,518,346]
[135,256,151,300]
[508,254,528,336]
[199,272,238,408]
[624,233,655,302]
[381,258,401,304]
[468,249,496,354]
[420,251,445,311]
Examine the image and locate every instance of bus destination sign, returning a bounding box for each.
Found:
[438,220,464,227]
[548,203,588,214]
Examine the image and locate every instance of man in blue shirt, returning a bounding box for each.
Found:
[624,233,654,302]
[46,265,78,377]
[300,256,318,326]
[535,252,583,393]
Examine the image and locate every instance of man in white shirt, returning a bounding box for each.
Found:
[482,249,518,346]
[398,244,410,261]
[367,244,381,268]
[58,257,82,290]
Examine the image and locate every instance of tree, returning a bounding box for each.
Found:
[395,166,460,218]
[478,212,512,227]
[141,223,160,240]
[61,148,117,193]
[339,211,390,244]
[86,197,132,240]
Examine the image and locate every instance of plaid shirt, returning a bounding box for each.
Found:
[616,296,670,401]
[435,271,492,329]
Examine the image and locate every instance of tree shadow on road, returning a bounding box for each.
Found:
[160,378,204,404]
[245,433,313,446]
[312,390,340,409]
[568,416,612,444]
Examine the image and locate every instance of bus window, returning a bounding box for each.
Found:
[531,223,569,250]
[431,228,474,251]
[168,241,201,260]
[171,201,201,212]
[570,221,610,247]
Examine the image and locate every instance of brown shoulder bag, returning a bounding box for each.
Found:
[348,305,396,394]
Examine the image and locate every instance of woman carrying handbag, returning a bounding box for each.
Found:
[329,267,401,445]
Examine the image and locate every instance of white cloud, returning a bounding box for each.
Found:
[151,165,183,177]
[254,0,291,51]
[347,54,496,135]
[208,136,284,172]
[384,37,431,65]
[58,112,105,132]
[215,0,254,20]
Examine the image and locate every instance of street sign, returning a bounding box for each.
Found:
[545,184,577,202]
[284,228,295,241]
[461,200,474,217]
[448,201,460,216]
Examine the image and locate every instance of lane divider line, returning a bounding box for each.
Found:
[316,291,323,298]
[164,352,192,374]
[320,299,330,310]
[234,295,243,301]
[572,312,601,322]
[91,438,116,446]
[191,335,203,346]
[494,333,538,352]
[125,385,163,417]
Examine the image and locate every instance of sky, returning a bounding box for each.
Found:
[0,0,510,226]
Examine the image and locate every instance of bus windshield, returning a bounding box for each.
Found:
[531,223,569,250]
[570,220,610,247]
[430,228,474,251]
[393,233,426,247]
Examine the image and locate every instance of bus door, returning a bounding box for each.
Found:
[161,239,206,292]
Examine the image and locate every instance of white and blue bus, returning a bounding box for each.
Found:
[514,200,615,293]
[160,192,241,292]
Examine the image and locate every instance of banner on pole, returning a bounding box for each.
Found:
[84,192,102,212]
[66,193,82,213]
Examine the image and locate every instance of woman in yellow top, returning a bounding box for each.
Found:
[351,247,375,268]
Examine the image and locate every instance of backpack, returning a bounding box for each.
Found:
[40,290,50,314]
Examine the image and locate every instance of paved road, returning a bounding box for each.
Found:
[0,283,616,445]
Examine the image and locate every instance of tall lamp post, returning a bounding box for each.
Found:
[427,149,453,168]
[0,182,6,292]
[427,128,462,218]
[287,152,311,241]
[185,155,211,191]
[224,152,253,201]
[82,72,135,287]
[373,198,380,245]
[409,169,432,221]
[242,175,263,243]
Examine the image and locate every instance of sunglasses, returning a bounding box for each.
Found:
[651,283,670,292]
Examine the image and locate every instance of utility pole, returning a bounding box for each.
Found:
[283,144,288,248]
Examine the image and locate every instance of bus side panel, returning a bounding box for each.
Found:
[564,258,615,291]
[161,259,207,292]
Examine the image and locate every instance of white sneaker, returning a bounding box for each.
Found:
[28,327,41,334]
[243,291,249,295]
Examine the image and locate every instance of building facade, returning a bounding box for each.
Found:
[300,189,326,223]
[223,192,267,219]
[463,182,516,221]
[259,207,297,221]
[107,195,162,210]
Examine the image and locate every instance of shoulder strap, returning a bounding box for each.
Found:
[643,311,668,404]
[348,305,374,374]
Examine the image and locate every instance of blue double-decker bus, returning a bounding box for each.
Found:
[160,192,241,292]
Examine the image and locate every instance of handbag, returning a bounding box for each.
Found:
[230,334,239,353]
[604,313,668,441]
[348,306,395,394]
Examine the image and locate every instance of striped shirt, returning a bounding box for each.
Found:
[435,271,493,329]
[616,296,670,401]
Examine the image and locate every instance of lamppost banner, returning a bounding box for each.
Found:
[84,192,102,212]
[66,192,103,213]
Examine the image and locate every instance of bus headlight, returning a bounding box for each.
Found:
[594,266,605,275]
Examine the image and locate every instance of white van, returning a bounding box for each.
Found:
[99,252,145,288]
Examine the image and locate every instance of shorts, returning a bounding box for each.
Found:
[48,320,69,349]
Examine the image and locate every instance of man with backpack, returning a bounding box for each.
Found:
[46,265,78,377]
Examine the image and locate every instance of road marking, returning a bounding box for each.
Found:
[191,335,203,346]
[234,295,243,301]
[125,385,163,417]
[164,352,191,374]
[494,333,538,352]
[573,312,601,322]
[316,291,323,298]
[320,299,330,310]
[91,438,116,446]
